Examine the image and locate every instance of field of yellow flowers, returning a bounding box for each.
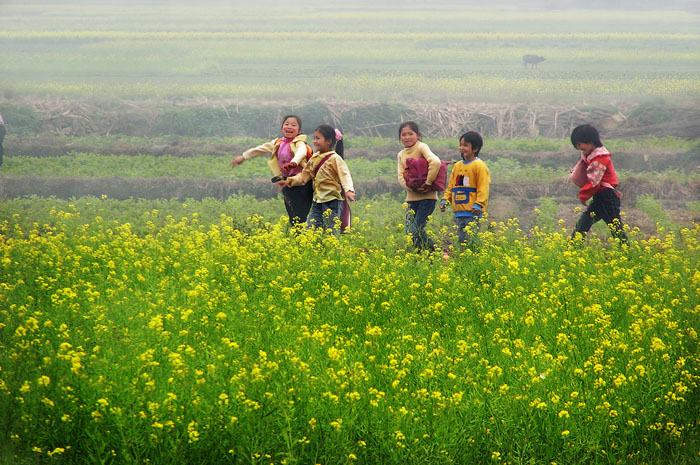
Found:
[1,196,699,464]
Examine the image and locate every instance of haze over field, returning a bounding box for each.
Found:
[1,0,699,103]
[0,0,698,205]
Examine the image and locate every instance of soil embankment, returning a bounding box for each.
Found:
[2,99,699,140]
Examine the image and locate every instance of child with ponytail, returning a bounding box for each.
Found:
[278,125,355,234]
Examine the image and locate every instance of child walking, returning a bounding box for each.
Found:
[440,131,490,248]
[397,121,442,251]
[278,125,355,234]
[570,124,628,244]
[231,115,313,226]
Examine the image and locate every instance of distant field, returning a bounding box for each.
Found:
[1,3,699,102]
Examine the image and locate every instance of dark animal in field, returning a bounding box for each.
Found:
[522,54,546,68]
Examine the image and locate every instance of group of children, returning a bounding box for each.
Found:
[232,115,627,248]
[232,116,354,234]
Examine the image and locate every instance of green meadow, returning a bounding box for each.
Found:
[1,3,699,102]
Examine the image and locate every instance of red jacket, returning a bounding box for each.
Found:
[579,147,619,203]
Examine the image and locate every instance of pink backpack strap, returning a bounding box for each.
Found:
[313,153,334,177]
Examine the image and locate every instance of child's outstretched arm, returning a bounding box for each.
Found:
[279,170,312,189]
[232,140,277,167]
[281,159,314,188]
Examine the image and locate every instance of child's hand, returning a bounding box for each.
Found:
[346,191,356,202]
[439,200,447,212]
[275,179,292,190]
[283,162,298,171]
[416,183,431,193]
[231,156,245,167]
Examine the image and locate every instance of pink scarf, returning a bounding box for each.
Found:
[277,138,302,177]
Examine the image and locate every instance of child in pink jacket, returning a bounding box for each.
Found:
[570,124,628,244]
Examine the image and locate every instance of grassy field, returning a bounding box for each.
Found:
[2,150,699,183]
[1,2,699,102]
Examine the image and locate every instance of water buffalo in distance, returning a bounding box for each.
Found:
[522,54,546,68]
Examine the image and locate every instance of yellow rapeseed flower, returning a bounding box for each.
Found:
[327,347,341,361]
[330,418,343,431]
[651,337,667,351]
[47,447,65,457]
[365,325,382,337]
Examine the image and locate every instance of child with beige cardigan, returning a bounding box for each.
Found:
[396,121,442,251]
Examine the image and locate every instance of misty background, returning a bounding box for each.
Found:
[0,0,698,235]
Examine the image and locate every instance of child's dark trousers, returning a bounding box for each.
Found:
[573,188,628,243]
[282,183,313,226]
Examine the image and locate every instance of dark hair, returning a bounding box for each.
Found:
[571,124,602,148]
[314,124,344,158]
[459,131,483,156]
[281,114,302,131]
[398,121,421,138]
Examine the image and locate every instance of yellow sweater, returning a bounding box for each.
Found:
[241,134,309,177]
[288,151,354,203]
[442,158,490,216]
[397,141,442,201]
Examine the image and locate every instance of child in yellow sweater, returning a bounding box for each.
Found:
[278,125,355,234]
[440,131,490,248]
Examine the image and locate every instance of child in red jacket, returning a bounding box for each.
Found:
[570,124,628,244]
